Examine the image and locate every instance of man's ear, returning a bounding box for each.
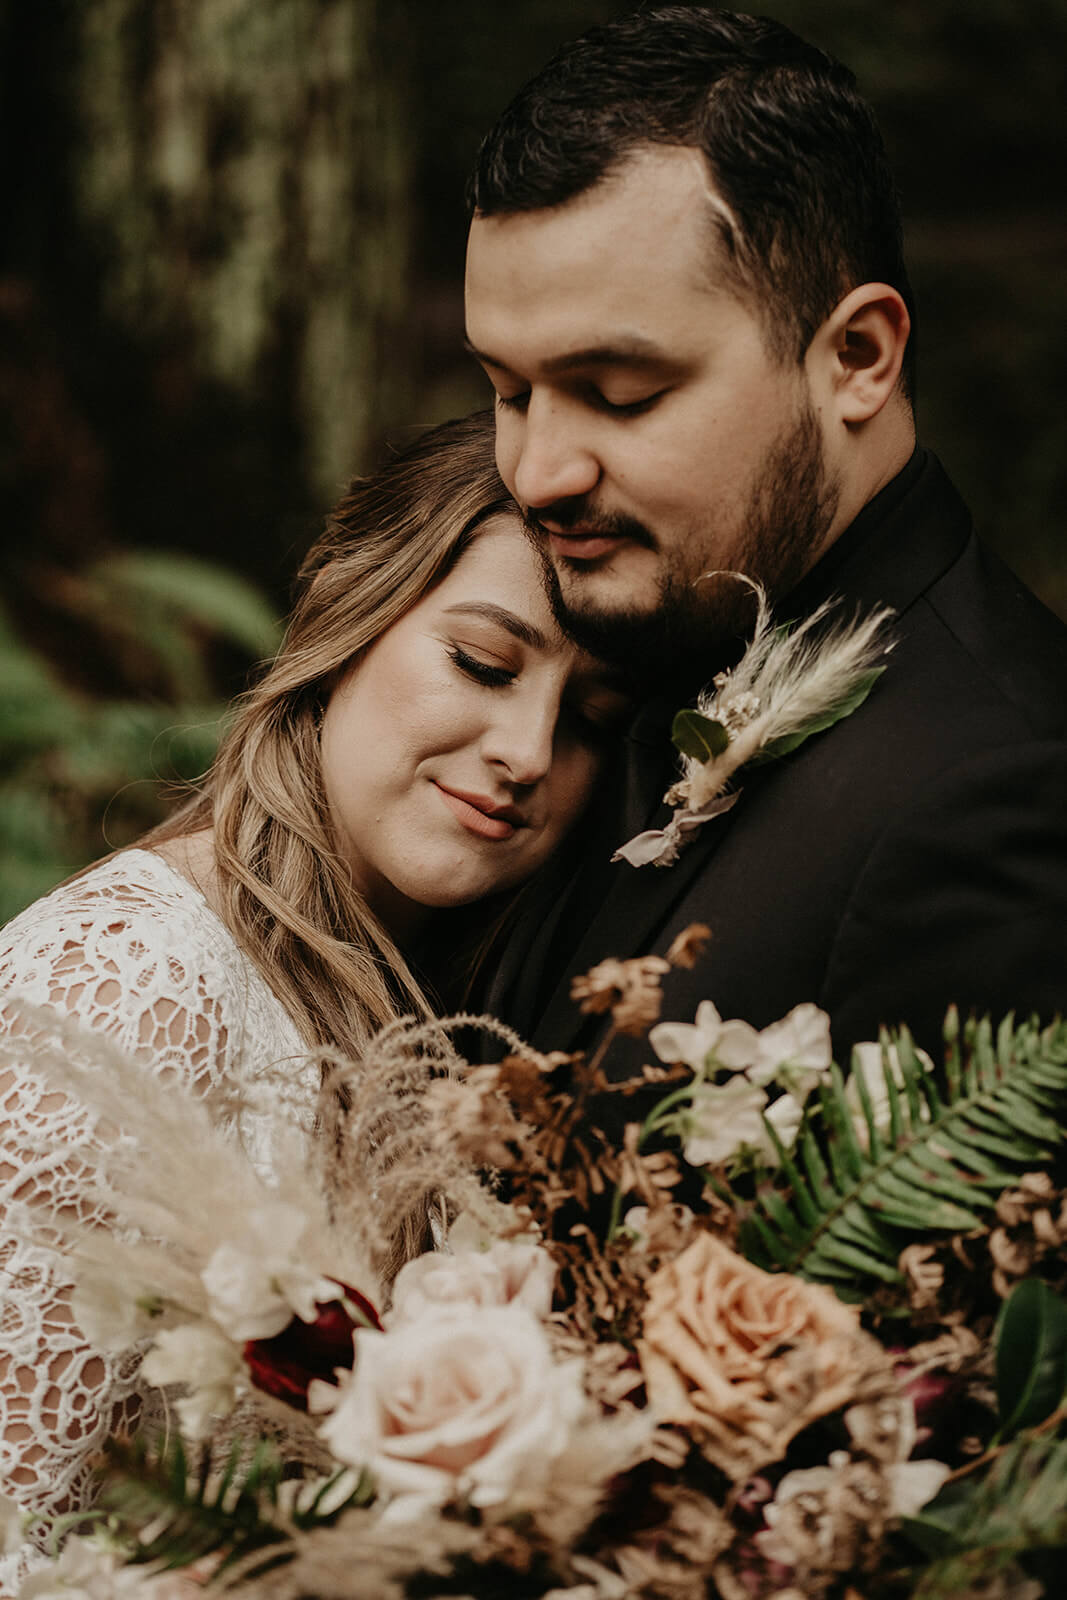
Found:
[811,283,911,424]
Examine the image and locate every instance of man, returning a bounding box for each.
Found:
[463,6,1067,1066]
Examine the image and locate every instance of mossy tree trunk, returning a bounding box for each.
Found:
[1,0,415,604]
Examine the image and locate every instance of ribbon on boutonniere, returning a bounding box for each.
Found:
[613,578,895,868]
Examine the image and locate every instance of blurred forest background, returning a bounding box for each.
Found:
[1,0,1064,920]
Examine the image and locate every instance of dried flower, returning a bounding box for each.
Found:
[898,1242,944,1314]
[844,1393,917,1463]
[422,1069,528,1169]
[639,1234,868,1476]
[140,1322,243,1437]
[571,955,671,1035]
[755,1451,888,1575]
[665,924,713,969]
[995,1171,1057,1227]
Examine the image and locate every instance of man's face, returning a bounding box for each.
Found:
[464,146,842,675]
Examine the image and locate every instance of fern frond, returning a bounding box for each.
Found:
[95,1431,371,1578]
[96,1433,290,1574]
[735,1012,1067,1296]
[903,1428,1067,1596]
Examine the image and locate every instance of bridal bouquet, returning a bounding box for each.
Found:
[4,946,1067,1600]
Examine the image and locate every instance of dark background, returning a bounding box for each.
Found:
[1,0,1064,917]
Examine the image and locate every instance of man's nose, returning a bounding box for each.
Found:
[508,395,600,510]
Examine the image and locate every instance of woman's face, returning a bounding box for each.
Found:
[320,515,628,935]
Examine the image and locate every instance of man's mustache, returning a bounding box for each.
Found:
[522,501,657,552]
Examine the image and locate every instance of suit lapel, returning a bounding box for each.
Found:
[504,452,975,1053]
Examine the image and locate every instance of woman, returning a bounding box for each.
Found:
[0,412,627,1582]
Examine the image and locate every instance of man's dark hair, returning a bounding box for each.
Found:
[469,6,914,390]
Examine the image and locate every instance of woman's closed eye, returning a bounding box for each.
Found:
[564,688,634,743]
[447,643,516,688]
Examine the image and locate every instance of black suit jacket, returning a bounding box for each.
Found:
[486,452,1067,1070]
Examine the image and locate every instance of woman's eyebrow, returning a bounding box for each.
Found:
[442,602,548,650]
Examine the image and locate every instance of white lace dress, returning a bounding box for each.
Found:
[0,849,306,1593]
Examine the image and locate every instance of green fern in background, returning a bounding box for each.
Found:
[0,552,279,924]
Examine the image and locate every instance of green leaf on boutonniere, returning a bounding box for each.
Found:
[995,1278,1067,1439]
[750,665,885,764]
[672,709,729,762]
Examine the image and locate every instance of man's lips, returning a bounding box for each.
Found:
[433,784,526,841]
[546,529,627,562]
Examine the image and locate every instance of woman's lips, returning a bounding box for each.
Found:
[434,784,524,841]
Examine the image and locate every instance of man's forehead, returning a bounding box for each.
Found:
[464,161,751,370]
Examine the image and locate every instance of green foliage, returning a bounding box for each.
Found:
[0,556,278,924]
[898,1282,1067,1593]
[83,552,281,705]
[97,1432,372,1579]
[901,1427,1067,1597]
[995,1279,1067,1440]
[671,708,729,762]
[737,1011,1067,1297]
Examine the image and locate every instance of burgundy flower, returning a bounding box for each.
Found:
[244,1281,381,1412]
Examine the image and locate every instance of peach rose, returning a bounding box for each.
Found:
[639,1234,869,1476]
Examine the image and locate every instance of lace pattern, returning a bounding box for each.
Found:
[0,850,305,1590]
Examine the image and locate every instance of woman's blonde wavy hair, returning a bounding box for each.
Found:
[147,411,514,1062]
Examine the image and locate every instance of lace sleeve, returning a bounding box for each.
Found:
[0,856,297,1591]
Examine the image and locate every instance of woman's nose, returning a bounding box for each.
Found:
[505,395,600,510]
[481,693,557,787]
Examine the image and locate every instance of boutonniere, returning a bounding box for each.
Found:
[613,580,895,868]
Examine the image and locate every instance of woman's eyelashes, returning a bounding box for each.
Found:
[446,643,516,688]
[447,638,631,743]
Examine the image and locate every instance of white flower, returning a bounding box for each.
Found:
[622,1206,652,1248]
[884,1458,951,1518]
[200,1201,338,1341]
[846,1041,934,1150]
[314,1304,586,1519]
[140,1322,243,1437]
[16,1534,197,1600]
[748,1003,833,1096]
[681,1078,769,1167]
[761,1091,805,1159]
[757,1446,949,1568]
[649,1000,761,1076]
[388,1240,555,1325]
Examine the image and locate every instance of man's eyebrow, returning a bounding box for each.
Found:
[464,334,671,374]
[443,601,548,651]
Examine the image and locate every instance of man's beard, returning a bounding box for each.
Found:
[536,397,840,693]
